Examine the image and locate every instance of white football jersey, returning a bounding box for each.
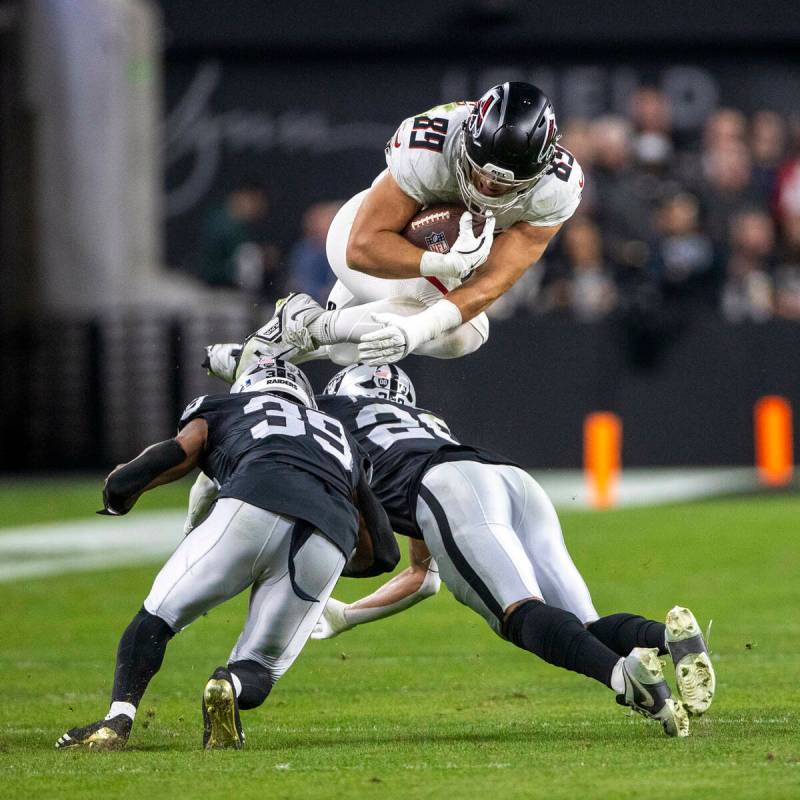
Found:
[382,101,583,230]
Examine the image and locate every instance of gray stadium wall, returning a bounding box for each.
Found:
[3,316,800,472]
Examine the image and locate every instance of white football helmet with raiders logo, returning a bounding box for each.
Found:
[324,364,416,407]
[230,356,317,409]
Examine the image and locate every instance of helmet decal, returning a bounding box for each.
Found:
[324,363,416,407]
[469,90,501,137]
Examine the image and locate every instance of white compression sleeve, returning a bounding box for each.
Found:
[398,299,463,353]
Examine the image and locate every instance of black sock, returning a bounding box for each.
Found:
[587,613,667,656]
[504,600,620,688]
[228,659,273,710]
[111,607,175,706]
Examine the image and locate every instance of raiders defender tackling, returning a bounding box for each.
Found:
[56,359,398,751]
[205,81,584,379]
[309,364,715,737]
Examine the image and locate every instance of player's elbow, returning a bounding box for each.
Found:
[345,231,377,274]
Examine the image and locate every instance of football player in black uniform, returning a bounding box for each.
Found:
[308,364,716,737]
[55,359,398,752]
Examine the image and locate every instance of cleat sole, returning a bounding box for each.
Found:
[666,606,716,716]
[676,652,715,715]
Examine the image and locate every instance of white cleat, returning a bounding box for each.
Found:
[235,293,324,378]
[666,606,716,716]
[618,647,690,737]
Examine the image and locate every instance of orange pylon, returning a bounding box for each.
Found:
[584,412,622,508]
[754,396,793,487]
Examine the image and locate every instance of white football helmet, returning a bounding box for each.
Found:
[324,363,416,407]
[230,356,317,409]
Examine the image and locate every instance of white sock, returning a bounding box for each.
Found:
[230,672,242,698]
[106,701,136,721]
[308,298,424,345]
[610,658,626,694]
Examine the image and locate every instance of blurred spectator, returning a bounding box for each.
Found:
[774,119,800,222]
[286,202,341,303]
[774,214,800,319]
[700,140,758,247]
[199,182,280,293]
[721,209,775,322]
[560,118,597,215]
[703,108,748,151]
[750,111,787,204]
[588,115,653,266]
[629,87,675,173]
[650,193,718,307]
[540,219,617,321]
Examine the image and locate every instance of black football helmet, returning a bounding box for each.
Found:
[456,82,559,214]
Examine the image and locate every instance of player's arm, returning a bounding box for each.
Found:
[341,471,401,578]
[346,172,496,283]
[99,419,207,516]
[358,220,560,364]
[312,538,440,640]
[446,221,561,321]
[345,172,425,278]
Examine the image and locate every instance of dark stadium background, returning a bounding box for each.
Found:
[2,0,800,471]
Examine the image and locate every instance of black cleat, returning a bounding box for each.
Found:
[56,713,132,751]
[202,667,245,750]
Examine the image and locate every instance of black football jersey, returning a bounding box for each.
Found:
[179,392,365,556]
[316,395,515,538]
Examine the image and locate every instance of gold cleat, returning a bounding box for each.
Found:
[56,714,132,751]
[202,671,244,750]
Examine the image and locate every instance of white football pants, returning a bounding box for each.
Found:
[144,498,344,680]
[323,188,490,362]
[416,462,598,636]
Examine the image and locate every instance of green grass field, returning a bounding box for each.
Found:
[1,479,799,799]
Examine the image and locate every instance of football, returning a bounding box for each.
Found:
[401,203,485,254]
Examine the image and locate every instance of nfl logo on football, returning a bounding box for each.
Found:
[424,230,449,254]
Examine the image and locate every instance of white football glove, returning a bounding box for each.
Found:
[419,210,496,281]
[310,597,353,640]
[358,299,463,365]
[358,313,414,365]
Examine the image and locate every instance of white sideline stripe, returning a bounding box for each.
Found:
[0,468,768,583]
[533,466,762,510]
[0,511,184,583]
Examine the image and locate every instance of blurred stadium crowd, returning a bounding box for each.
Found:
[189,87,800,329]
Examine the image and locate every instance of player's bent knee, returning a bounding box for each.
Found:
[423,319,488,359]
[228,659,273,710]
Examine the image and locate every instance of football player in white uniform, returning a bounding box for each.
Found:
[205,81,584,379]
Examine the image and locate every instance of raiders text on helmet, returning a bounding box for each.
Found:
[230,357,317,409]
[456,82,559,214]
[324,364,416,407]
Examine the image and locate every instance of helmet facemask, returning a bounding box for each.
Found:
[456,115,560,215]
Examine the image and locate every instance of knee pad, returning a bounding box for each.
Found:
[228,659,273,710]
